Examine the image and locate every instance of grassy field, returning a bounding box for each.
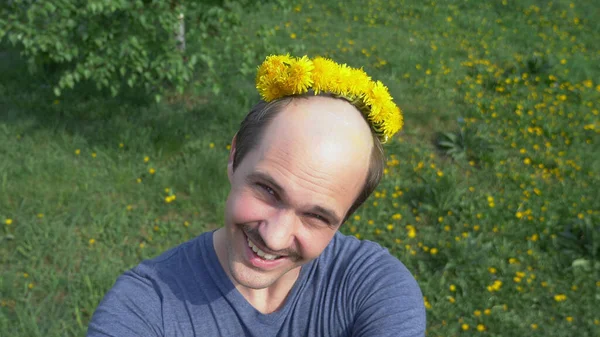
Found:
[1,0,599,336]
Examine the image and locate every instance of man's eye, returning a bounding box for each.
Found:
[258,183,275,196]
[309,213,328,224]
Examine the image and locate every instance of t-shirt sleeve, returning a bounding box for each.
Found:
[349,245,426,337]
[86,266,164,337]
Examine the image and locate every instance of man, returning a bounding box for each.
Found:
[87,55,425,336]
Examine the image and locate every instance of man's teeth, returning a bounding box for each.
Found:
[247,238,280,261]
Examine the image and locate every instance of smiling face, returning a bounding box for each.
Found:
[218,96,374,291]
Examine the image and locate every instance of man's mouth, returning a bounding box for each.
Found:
[246,236,284,261]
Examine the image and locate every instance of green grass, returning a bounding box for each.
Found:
[1,0,599,336]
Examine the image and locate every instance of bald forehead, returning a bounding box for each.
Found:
[263,96,374,158]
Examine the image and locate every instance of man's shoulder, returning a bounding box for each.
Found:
[325,231,405,270]
[319,231,420,291]
[133,231,212,277]
[311,231,425,336]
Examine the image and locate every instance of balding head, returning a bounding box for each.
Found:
[231,94,385,222]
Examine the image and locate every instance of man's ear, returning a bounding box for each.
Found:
[227,134,237,182]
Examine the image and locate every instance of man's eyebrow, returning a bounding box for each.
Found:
[246,172,286,198]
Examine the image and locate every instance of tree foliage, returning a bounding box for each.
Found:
[0,0,208,100]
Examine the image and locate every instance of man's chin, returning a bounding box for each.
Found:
[229,261,277,290]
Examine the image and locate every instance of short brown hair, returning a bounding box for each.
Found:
[232,95,385,223]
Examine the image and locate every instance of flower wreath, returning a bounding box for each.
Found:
[255,54,403,143]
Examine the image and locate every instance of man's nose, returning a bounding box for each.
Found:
[260,209,297,253]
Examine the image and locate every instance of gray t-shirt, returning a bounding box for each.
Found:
[87,231,425,337]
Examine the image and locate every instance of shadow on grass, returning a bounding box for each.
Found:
[0,46,246,157]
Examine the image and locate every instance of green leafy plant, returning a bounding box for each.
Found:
[434,123,493,166]
[0,0,203,100]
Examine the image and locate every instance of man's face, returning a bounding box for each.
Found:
[222,96,374,290]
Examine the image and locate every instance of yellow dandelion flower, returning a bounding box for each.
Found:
[287,56,314,94]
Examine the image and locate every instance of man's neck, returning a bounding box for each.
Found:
[212,228,301,314]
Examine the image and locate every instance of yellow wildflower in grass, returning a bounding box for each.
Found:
[430,248,438,255]
[474,310,481,317]
[37,213,44,218]
[89,238,96,245]
[487,280,503,292]
[75,149,80,155]
[4,218,12,225]
[449,284,456,292]
[423,297,432,309]
[484,309,491,315]
[566,316,573,322]
[144,156,150,163]
[477,324,486,332]
[149,168,156,175]
[461,324,469,331]
[531,323,538,330]
[448,296,455,303]
[28,283,34,289]
[91,152,97,158]
[554,294,567,302]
